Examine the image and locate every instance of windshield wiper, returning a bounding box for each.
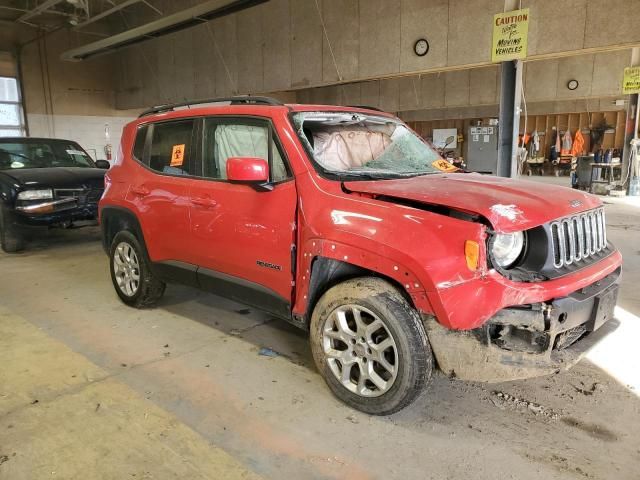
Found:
[344,169,443,179]
[330,170,408,180]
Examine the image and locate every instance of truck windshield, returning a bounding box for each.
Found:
[0,140,95,170]
[292,111,445,179]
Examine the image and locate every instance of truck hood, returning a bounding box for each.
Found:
[0,167,105,190]
[343,173,602,233]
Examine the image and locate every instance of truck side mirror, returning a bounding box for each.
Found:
[226,157,269,184]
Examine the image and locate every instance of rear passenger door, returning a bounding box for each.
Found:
[188,116,297,318]
[127,119,197,284]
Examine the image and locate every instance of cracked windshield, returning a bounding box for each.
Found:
[293,112,450,179]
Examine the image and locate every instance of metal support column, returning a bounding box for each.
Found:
[497,59,523,178]
[621,48,640,195]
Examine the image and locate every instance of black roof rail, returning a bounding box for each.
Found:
[139,96,284,118]
[347,105,386,112]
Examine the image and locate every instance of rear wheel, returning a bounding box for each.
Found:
[109,231,165,308]
[310,277,432,415]
[0,209,24,253]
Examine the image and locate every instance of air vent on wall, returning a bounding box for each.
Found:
[61,0,269,62]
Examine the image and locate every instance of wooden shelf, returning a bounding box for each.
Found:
[406,110,628,157]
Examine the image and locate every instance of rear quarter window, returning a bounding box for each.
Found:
[132,125,148,162]
[148,120,195,176]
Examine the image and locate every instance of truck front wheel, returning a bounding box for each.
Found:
[310,277,433,415]
[0,209,24,253]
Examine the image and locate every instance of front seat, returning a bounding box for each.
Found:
[37,151,56,168]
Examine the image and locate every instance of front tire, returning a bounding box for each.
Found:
[0,209,24,253]
[310,277,433,415]
[109,231,165,308]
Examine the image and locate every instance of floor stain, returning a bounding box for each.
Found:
[561,416,618,442]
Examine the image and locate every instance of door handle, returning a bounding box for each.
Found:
[191,197,217,208]
[131,186,150,197]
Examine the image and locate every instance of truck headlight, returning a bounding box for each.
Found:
[17,189,53,201]
[491,232,525,269]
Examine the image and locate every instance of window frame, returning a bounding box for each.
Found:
[130,118,197,179]
[288,110,444,182]
[131,124,149,163]
[129,115,293,185]
[194,115,293,185]
[0,76,26,137]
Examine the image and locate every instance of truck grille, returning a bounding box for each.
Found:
[54,188,104,206]
[550,208,607,268]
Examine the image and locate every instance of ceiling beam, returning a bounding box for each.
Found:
[61,0,269,61]
[18,0,66,22]
[73,0,141,29]
[0,6,30,14]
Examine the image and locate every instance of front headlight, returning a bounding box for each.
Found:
[491,232,525,269]
[17,189,53,201]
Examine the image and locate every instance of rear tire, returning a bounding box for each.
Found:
[310,277,433,415]
[109,230,165,308]
[0,209,24,253]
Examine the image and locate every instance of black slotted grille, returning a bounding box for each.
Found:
[550,208,607,268]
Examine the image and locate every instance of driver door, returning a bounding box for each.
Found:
[188,116,297,318]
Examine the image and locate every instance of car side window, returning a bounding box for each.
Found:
[132,125,148,162]
[271,141,288,183]
[148,120,194,176]
[202,118,289,182]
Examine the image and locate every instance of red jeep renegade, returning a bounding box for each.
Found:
[99,97,622,414]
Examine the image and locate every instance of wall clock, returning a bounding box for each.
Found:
[414,38,429,57]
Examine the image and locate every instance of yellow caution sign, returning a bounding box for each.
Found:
[431,159,459,173]
[492,8,529,63]
[170,144,185,167]
[622,67,640,95]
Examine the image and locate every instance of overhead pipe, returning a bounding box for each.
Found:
[60,0,269,62]
[18,0,66,22]
[72,0,143,29]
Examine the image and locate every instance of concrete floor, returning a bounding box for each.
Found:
[1,178,639,479]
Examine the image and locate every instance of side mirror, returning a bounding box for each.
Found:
[226,157,269,184]
[95,160,111,169]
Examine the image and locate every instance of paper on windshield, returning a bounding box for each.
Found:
[66,149,87,156]
[431,159,459,173]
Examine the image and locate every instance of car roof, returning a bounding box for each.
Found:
[0,137,79,143]
[134,103,396,126]
[286,104,395,117]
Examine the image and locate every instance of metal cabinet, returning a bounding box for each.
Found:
[466,125,499,174]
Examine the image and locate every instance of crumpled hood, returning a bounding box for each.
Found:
[0,167,105,190]
[343,173,602,233]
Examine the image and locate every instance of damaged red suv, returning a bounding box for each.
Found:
[99,97,622,414]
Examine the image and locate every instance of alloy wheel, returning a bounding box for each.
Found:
[113,242,141,297]
[322,304,399,397]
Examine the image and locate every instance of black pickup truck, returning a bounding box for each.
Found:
[0,137,109,252]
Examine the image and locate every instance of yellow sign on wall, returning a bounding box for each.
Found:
[622,67,640,94]
[492,8,530,63]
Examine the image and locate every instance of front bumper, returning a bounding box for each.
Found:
[424,268,621,382]
[430,249,623,329]
[8,203,99,231]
